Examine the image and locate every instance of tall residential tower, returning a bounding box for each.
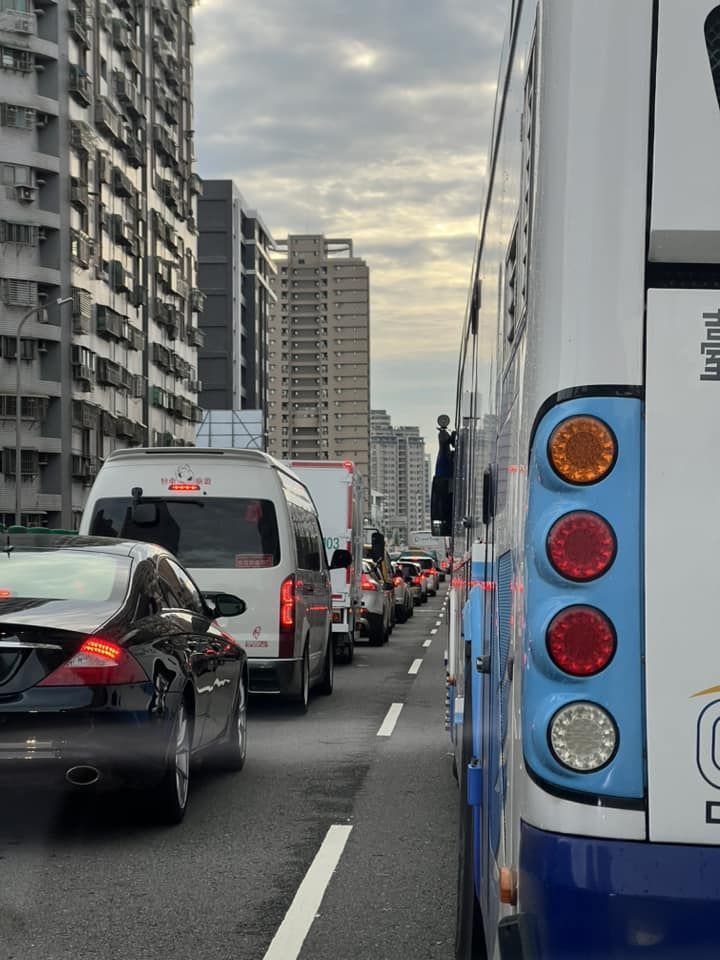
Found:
[266,235,370,485]
[0,0,202,529]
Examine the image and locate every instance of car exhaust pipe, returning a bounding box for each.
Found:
[65,765,100,787]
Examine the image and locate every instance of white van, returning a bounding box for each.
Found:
[78,448,336,710]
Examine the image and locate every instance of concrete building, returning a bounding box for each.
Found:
[370,409,427,545]
[197,181,276,416]
[0,0,202,529]
[266,234,370,487]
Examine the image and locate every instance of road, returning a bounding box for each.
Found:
[0,589,457,960]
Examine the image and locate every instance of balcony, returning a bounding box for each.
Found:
[95,99,123,144]
[125,323,145,351]
[68,5,89,46]
[70,177,89,210]
[109,260,132,293]
[152,342,172,372]
[191,288,206,313]
[158,177,180,212]
[97,357,125,388]
[187,325,204,348]
[70,229,93,269]
[72,362,94,387]
[111,17,130,50]
[69,65,92,107]
[70,121,94,153]
[0,9,37,35]
[109,213,136,251]
[189,173,203,196]
[152,123,176,162]
[112,166,133,199]
[96,304,125,340]
[124,38,143,73]
[113,72,144,118]
[72,287,92,334]
[124,135,144,169]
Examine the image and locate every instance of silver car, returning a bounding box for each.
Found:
[358,559,392,646]
[399,554,439,596]
[395,560,425,606]
[391,563,414,622]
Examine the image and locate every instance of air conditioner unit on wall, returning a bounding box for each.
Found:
[15,184,37,203]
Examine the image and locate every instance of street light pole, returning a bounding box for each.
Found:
[15,296,72,527]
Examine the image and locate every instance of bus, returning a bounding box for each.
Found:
[437,1,720,958]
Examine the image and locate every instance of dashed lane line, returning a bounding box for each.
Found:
[262,825,353,960]
[377,702,404,737]
[408,659,423,676]
[423,638,432,648]
[430,628,438,635]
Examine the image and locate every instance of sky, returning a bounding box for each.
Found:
[193,0,507,458]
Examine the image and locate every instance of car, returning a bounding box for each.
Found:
[395,560,425,606]
[391,563,414,623]
[80,448,335,711]
[358,559,393,646]
[0,534,249,824]
[399,554,440,595]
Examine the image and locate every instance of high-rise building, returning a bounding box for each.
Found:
[370,409,427,544]
[197,181,276,415]
[266,235,370,486]
[0,0,202,529]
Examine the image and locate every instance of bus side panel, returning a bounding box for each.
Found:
[645,289,720,844]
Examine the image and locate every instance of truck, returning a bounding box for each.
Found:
[287,460,363,664]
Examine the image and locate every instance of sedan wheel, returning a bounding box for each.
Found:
[152,701,191,825]
[214,676,248,772]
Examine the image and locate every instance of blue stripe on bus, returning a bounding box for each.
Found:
[523,396,645,800]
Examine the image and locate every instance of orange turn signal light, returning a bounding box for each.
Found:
[548,416,616,485]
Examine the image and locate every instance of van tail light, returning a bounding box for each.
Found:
[38,637,148,686]
[361,573,377,592]
[279,574,296,658]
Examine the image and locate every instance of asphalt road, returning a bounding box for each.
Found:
[0,589,457,960]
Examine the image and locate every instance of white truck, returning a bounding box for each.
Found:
[286,460,363,664]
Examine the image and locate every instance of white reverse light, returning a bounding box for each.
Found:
[549,701,617,772]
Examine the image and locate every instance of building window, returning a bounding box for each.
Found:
[0,103,35,129]
[0,46,33,72]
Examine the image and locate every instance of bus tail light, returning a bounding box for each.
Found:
[548,416,616,484]
[549,701,618,772]
[279,575,295,657]
[547,511,616,581]
[546,606,616,676]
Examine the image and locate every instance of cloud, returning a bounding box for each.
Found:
[193,0,507,453]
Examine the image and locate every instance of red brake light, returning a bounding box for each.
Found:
[279,574,296,657]
[547,511,616,581]
[168,482,201,492]
[39,637,148,686]
[413,575,422,585]
[546,606,616,676]
[361,573,377,591]
[393,576,402,586]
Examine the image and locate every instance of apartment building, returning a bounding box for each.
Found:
[266,235,370,486]
[0,0,202,529]
[197,180,276,415]
[370,409,427,544]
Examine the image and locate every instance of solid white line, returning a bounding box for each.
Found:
[430,628,438,635]
[408,658,423,675]
[262,824,353,960]
[423,638,432,648]
[377,702,404,737]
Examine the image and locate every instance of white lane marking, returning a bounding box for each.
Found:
[262,824,353,960]
[430,628,438,635]
[423,638,432,648]
[408,658,423,675]
[435,621,442,627]
[377,702,404,737]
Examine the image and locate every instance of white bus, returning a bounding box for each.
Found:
[438,2,720,958]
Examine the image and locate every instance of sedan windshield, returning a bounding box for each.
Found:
[0,551,130,602]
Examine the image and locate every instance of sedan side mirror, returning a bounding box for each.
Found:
[330,548,352,570]
[203,592,246,618]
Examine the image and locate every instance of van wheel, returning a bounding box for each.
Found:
[318,635,334,695]
[295,643,310,713]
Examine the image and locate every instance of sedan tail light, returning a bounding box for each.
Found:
[38,637,148,686]
[413,575,422,585]
[393,576,402,586]
[361,573,378,592]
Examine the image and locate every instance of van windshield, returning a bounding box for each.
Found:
[89,497,281,569]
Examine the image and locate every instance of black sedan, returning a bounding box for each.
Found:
[0,534,248,824]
